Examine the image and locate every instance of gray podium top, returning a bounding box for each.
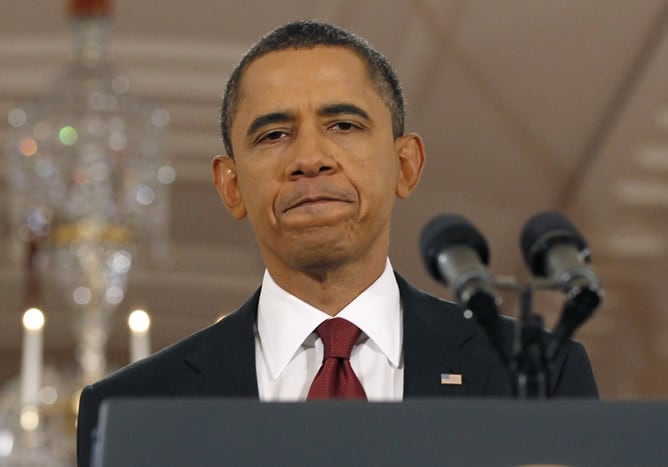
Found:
[94,398,667,467]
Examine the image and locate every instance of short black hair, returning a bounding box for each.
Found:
[220,20,405,158]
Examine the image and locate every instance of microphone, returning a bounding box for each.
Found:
[520,211,601,308]
[420,214,494,306]
[420,214,508,363]
[520,211,602,358]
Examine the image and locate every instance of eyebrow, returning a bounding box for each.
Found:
[319,103,371,121]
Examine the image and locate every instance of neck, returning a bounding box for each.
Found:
[267,255,388,316]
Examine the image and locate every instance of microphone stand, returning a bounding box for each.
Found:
[482,277,587,399]
[510,285,548,399]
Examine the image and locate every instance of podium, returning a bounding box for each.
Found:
[93,398,668,466]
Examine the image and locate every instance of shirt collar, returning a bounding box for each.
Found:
[257,259,402,380]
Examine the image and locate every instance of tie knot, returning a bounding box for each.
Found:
[315,318,361,360]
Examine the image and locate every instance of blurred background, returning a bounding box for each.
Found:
[1,0,667,425]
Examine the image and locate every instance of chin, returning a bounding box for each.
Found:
[291,245,349,271]
[285,232,353,271]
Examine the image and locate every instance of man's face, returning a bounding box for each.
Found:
[214,46,423,275]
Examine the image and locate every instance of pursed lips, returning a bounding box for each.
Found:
[284,195,350,212]
[278,180,357,215]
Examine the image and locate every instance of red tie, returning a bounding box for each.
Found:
[307,318,367,400]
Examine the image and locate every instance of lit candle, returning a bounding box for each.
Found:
[128,309,151,363]
[20,308,45,409]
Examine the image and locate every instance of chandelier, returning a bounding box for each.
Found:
[1,1,172,464]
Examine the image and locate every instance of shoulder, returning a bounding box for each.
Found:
[91,290,259,398]
[394,271,597,397]
[394,271,461,314]
[395,271,498,336]
[91,318,217,397]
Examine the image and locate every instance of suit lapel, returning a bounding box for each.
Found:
[181,289,261,397]
[397,274,493,397]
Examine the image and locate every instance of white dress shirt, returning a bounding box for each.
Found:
[255,258,403,401]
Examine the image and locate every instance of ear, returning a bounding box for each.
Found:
[394,133,426,199]
[212,155,247,219]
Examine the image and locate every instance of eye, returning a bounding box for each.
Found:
[329,121,362,132]
[255,129,288,145]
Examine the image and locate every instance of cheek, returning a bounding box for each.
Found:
[361,145,399,187]
[245,184,276,219]
[350,151,399,210]
[236,166,279,222]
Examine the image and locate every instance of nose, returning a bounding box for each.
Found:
[285,126,337,179]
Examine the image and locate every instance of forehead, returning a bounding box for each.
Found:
[234,46,385,119]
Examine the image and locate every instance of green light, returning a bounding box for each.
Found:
[59,126,78,145]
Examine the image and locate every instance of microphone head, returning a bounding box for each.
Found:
[520,211,589,277]
[420,214,490,283]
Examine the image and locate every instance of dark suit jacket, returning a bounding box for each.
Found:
[77,273,597,467]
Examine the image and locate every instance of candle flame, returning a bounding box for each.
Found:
[128,309,150,332]
[22,308,45,331]
[20,406,40,431]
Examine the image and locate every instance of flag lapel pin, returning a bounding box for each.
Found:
[440,373,463,385]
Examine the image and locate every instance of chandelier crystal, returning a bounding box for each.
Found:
[1,1,172,464]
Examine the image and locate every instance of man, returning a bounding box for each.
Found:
[77,20,597,466]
